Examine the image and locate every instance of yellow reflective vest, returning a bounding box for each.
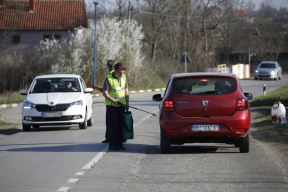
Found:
[105,73,127,106]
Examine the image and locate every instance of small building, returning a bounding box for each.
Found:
[0,0,87,49]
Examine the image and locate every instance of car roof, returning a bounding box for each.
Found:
[171,72,237,79]
[35,74,80,79]
[260,61,277,64]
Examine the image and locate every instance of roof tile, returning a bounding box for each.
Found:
[0,0,87,30]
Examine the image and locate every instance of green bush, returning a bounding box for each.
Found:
[251,86,288,107]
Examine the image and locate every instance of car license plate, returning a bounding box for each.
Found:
[42,112,62,118]
[191,124,219,132]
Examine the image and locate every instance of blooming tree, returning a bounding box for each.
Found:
[38,17,144,83]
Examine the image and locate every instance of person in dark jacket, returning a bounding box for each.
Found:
[102,63,129,150]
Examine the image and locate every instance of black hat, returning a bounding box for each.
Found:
[114,63,126,71]
[106,60,115,69]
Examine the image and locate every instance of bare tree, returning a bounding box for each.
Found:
[115,0,125,20]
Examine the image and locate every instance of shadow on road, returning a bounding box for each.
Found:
[0,128,21,135]
[1,142,239,154]
[112,143,239,154]
[1,143,107,152]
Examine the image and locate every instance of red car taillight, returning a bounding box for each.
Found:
[164,100,175,111]
[236,98,248,111]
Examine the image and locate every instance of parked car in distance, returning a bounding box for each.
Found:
[20,74,93,131]
[153,72,253,154]
[254,61,282,80]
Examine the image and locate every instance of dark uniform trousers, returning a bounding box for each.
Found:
[106,105,125,147]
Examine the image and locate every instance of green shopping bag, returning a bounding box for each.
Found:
[123,111,134,140]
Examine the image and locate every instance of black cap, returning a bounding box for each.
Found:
[106,60,115,69]
[114,63,126,71]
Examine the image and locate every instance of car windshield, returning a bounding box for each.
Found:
[259,63,276,68]
[173,77,237,95]
[30,78,81,93]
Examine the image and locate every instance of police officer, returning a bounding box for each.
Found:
[102,63,129,150]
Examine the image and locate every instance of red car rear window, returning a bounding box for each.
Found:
[173,76,237,95]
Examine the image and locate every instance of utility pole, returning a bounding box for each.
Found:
[93,2,98,88]
[248,47,251,65]
[128,0,131,21]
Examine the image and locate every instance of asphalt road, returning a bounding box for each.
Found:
[0,76,288,192]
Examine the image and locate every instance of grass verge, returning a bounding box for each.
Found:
[0,119,20,135]
[251,109,288,145]
[0,92,24,105]
[250,86,288,107]
[250,86,288,145]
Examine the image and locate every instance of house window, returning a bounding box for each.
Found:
[11,35,20,43]
[54,35,61,40]
[43,34,61,41]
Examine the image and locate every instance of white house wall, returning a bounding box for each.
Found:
[0,31,71,47]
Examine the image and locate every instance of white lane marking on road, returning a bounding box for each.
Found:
[68,178,79,183]
[134,110,158,127]
[56,111,158,191]
[81,145,108,170]
[75,171,85,176]
[57,187,70,192]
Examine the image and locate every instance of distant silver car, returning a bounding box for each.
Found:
[254,61,282,80]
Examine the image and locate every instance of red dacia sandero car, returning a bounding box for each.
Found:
[153,73,253,154]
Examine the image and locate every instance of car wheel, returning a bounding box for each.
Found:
[79,110,87,129]
[160,129,171,154]
[254,77,258,80]
[22,123,31,132]
[87,114,93,126]
[239,135,249,153]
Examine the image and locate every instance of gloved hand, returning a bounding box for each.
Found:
[124,104,129,111]
[111,99,119,106]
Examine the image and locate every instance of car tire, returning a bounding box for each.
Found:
[160,129,171,154]
[22,123,31,132]
[239,135,249,153]
[79,110,87,129]
[254,77,258,80]
[87,114,93,126]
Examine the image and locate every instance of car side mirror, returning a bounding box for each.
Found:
[244,92,253,101]
[152,94,162,101]
[19,90,28,96]
[84,88,93,93]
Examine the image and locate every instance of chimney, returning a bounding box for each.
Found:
[29,0,34,10]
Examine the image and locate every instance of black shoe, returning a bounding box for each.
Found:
[102,139,108,143]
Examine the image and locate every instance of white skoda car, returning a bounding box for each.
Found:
[20,74,93,131]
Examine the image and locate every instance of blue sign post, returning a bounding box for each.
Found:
[93,2,98,88]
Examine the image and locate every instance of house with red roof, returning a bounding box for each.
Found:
[0,0,87,49]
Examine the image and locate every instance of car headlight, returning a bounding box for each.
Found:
[270,71,276,75]
[255,70,258,73]
[71,100,83,106]
[23,101,36,109]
